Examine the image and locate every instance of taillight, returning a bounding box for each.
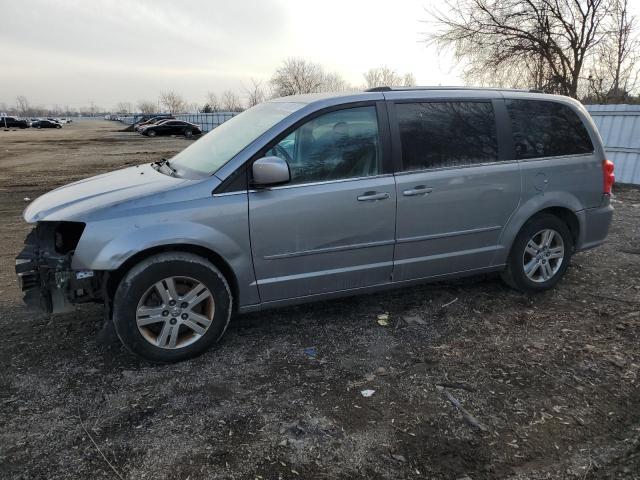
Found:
[603,159,615,194]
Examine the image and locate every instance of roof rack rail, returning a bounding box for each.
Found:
[364,86,392,92]
[529,89,544,93]
[363,86,537,93]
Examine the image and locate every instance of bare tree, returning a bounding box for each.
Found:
[270,58,326,97]
[220,90,243,111]
[403,72,417,87]
[270,58,354,97]
[425,0,611,98]
[15,95,30,116]
[606,0,638,96]
[587,0,639,102]
[364,67,397,88]
[363,67,416,88]
[137,100,157,114]
[244,78,266,108]
[323,72,352,92]
[205,92,222,112]
[116,102,133,114]
[159,91,186,113]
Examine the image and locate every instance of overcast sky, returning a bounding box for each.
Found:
[0,0,462,109]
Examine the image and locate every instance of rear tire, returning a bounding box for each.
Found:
[112,252,233,363]
[501,214,573,292]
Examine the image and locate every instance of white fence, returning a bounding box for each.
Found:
[116,112,238,133]
[175,113,238,132]
[586,104,640,185]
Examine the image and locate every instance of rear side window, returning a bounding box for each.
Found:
[396,101,498,171]
[506,100,593,159]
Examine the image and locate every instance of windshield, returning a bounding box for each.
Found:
[169,101,305,177]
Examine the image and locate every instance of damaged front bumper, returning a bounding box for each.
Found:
[15,222,104,314]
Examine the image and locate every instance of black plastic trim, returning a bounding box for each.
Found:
[492,98,516,161]
[215,164,248,194]
[375,100,394,174]
[386,101,403,174]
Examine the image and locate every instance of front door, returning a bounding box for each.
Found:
[389,99,521,281]
[249,104,396,302]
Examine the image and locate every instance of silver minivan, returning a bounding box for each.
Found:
[16,87,615,362]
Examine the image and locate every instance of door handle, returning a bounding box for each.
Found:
[402,186,433,197]
[357,191,390,201]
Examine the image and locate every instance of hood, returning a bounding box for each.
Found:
[24,164,188,222]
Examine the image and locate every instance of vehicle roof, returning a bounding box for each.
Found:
[268,86,581,109]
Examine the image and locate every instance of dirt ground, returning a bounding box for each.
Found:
[0,121,638,480]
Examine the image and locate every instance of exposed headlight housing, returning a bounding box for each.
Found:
[53,221,85,254]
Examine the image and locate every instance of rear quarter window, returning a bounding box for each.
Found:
[506,99,593,159]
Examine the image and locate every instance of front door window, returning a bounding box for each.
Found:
[266,106,381,184]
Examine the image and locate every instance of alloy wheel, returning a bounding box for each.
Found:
[522,228,565,283]
[136,276,215,349]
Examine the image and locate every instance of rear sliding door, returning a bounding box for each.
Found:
[389,98,522,281]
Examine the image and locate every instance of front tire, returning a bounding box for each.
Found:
[184,129,193,138]
[501,214,573,292]
[146,130,157,137]
[112,252,233,362]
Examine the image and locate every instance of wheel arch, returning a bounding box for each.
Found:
[496,201,582,266]
[106,244,240,313]
[535,206,580,247]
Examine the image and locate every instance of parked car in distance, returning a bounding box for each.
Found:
[31,119,62,129]
[141,119,201,137]
[1,116,30,128]
[134,115,174,131]
[16,87,614,363]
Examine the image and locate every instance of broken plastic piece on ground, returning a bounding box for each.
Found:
[377,313,389,326]
[403,315,427,326]
[303,347,317,358]
[361,389,375,397]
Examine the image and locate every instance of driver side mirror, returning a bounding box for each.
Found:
[252,156,290,187]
